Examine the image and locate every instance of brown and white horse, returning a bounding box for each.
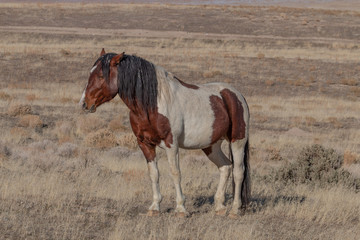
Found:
[80,49,250,218]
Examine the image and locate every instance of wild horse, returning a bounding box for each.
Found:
[80,49,250,218]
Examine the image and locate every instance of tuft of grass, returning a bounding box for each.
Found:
[84,128,118,149]
[117,133,138,149]
[18,114,43,128]
[57,142,78,158]
[344,150,358,165]
[7,104,32,116]
[327,117,343,128]
[257,52,265,59]
[108,115,127,132]
[8,127,31,144]
[0,91,12,101]
[25,93,37,101]
[341,78,358,86]
[76,115,106,136]
[265,79,275,87]
[202,68,222,78]
[0,141,11,160]
[350,86,360,97]
[54,120,76,143]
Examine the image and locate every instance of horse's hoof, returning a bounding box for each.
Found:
[228,213,240,219]
[146,210,160,217]
[215,209,227,216]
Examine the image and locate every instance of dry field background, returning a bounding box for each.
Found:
[0,3,359,240]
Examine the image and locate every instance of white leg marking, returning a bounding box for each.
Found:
[166,144,186,214]
[147,160,162,211]
[215,165,231,212]
[230,140,246,215]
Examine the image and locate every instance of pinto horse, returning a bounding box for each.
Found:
[80,49,250,218]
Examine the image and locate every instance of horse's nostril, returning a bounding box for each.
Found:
[82,102,87,109]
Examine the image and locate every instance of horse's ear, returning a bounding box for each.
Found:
[100,48,106,56]
[110,52,125,66]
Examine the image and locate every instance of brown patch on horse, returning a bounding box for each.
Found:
[220,89,246,142]
[85,67,118,111]
[174,76,199,90]
[129,109,173,162]
[208,95,230,144]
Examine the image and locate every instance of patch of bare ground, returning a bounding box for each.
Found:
[0,2,359,240]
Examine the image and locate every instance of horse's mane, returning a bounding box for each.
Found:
[94,53,158,113]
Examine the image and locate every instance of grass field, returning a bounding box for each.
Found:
[0,2,359,239]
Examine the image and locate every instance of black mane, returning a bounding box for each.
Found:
[94,53,158,113]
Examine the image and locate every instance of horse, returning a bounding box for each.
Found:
[79,49,250,218]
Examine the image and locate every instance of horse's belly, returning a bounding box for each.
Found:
[177,108,214,149]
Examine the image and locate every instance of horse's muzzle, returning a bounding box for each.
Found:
[82,102,96,113]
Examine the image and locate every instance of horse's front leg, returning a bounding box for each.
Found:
[165,143,187,216]
[138,141,162,216]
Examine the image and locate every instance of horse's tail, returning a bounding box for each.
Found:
[229,139,251,208]
[241,140,251,207]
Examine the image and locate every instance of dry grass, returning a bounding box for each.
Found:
[202,68,223,78]
[84,128,118,149]
[0,2,360,240]
[7,103,32,116]
[18,114,43,128]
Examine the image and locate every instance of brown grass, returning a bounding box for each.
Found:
[0,2,359,240]
[344,150,358,165]
[202,68,222,78]
[84,128,118,149]
[341,78,358,86]
[7,103,32,116]
[108,115,127,132]
[25,93,37,101]
[76,115,106,136]
[0,91,12,101]
[54,120,76,143]
[18,114,42,128]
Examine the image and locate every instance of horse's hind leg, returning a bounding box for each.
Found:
[229,139,247,217]
[203,141,232,215]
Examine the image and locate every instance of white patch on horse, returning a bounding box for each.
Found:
[79,83,87,106]
[90,65,97,73]
[155,66,215,149]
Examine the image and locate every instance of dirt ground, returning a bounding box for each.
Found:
[0,2,359,240]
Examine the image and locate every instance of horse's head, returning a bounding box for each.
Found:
[80,49,124,113]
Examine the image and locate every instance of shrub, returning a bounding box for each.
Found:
[275,144,360,191]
